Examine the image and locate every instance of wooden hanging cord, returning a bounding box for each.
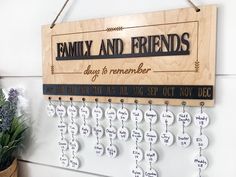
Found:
[50,0,70,29]
[50,0,200,29]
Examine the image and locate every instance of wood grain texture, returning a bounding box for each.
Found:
[42,5,217,106]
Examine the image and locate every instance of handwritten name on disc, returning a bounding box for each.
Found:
[56,105,66,118]
[58,122,67,134]
[131,166,143,177]
[58,139,68,150]
[69,157,80,169]
[194,112,209,128]
[69,140,80,152]
[144,130,158,144]
[60,154,69,167]
[105,126,117,139]
[92,125,104,138]
[94,143,104,156]
[160,111,174,125]
[144,109,158,124]
[68,122,79,135]
[193,134,209,149]
[67,105,78,118]
[106,145,118,158]
[131,128,144,143]
[80,124,91,137]
[177,112,191,127]
[145,149,158,163]
[193,155,208,170]
[105,107,117,121]
[131,109,143,123]
[144,169,158,177]
[117,108,129,122]
[92,107,103,120]
[160,131,174,146]
[132,147,144,162]
[176,132,191,148]
[117,127,129,141]
[79,106,90,119]
[46,104,56,117]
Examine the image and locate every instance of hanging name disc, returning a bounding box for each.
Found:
[160,111,174,125]
[92,107,103,120]
[68,122,79,135]
[79,106,90,119]
[105,126,117,139]
[60,154,69,167]
[106,144,118,158]
[177,112,191,127]
[117,127,129,141]
[131,128,144,143]
[46,104,56,117]
[160,131,174,146]
[193,134,209,149]
[144,109,158,124]
[145,169,158,177]
[105,107,117,121]
[117,108,129,122]
[132,147,144,162]
[194,112,209,128]
[58,139,68,150]
[67,105,78,118]
[131,109,143,123]
[69,157,80,169]
[92,125,104,138]
[58,122,67,134]
[80,124,91,137]
[94,143,105,156]
[193,155,208,170]
[69,140,80,152]
[145,149,158,163]
[56,105,67,118]
[144,130,158,144]
[176,132,191,148]
[131,166,143,177]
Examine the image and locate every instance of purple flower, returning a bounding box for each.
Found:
[8,89,19,106]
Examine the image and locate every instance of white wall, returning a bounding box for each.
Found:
[0,0,236,177]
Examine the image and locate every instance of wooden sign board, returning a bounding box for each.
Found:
[42,5,217,106]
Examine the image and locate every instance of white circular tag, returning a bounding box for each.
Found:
[69,140,80,152]
[193,134,209,150]
[176,132,191,148]
[69,157,80,169]
[58,122,67,134]
[144,130,158,144]
[79,106,90,119]
[194,112,209,128]
[92,125,104,138]
[132,147,144,162]
[80,124,91,137]
[145,169,158,177]
[67,105,78,118]
[145,149,158,163]
[160,131,174,146]
[144,109,158,124]
[56,105,67,118]
[193,155,208,170]
[131,166,143,177]
[58,139,68,150]
[94,143,105,156]
[131,128,144,143]
[60,154,69,167]
[160,111,174,125]
[117,108,129,122]
[105,107,117,121]
[68,122,79,135]
[105,126,117,139]
[177,112,191,127]
[46,104,56,117]
[131,109,143,123]
[117,127,129,141]
[92,107,103,120]
[106,145,118,158]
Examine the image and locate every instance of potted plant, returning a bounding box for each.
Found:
[0,88,27,177]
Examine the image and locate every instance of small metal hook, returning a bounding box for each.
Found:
[82,97,86,107]
[48,97,52,105]
[187,0,201,12]
[200,102,204,113]
[120,99,124,109]
[148,100,152,111]
[182,101,186,113]
[134,100,138,110]
[95,98,98,108]
[70,97,73,106]
[108,98,112,108]
[58,97,62,106]
[165,101,169,112]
